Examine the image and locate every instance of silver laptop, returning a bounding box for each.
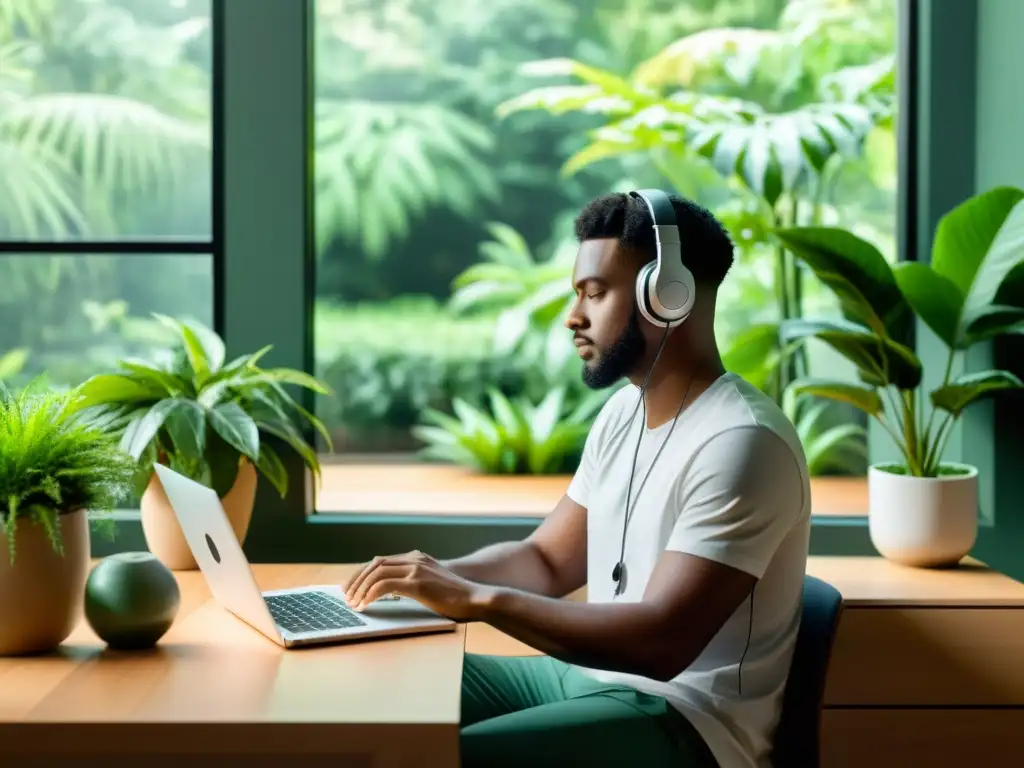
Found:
[153,463,456,648]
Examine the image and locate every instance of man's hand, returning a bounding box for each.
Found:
[342,550,492,622]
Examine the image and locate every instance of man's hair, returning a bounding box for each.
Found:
[573,192,735,287]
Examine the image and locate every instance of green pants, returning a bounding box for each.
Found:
[459,653,720,767]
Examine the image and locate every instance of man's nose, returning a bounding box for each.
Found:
[565,304,585,331]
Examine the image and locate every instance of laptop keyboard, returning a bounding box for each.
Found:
[265,590,367,634]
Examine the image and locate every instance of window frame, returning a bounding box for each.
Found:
[95,0,1024,568]
[0,0,223,544]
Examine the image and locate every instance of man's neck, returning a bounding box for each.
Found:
[636,352,726,430]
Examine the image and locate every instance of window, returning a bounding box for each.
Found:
[311,0,898,517]
[0,0,216,505]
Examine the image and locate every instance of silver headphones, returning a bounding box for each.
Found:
[629,189,697,328]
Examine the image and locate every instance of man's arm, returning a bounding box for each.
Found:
[442,493,588,598]
[469,425,806,681]
[472,551,756,682]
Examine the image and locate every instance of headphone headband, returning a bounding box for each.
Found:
[628,189,696,328]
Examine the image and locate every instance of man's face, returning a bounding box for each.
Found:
[566,238,647,389]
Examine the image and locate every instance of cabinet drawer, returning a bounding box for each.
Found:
[822,709,1024,768]
[825,607,1024,705]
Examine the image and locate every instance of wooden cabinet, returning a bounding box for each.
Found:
[467,556,1024,767]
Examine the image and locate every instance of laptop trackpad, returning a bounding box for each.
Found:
[358,597,448,622]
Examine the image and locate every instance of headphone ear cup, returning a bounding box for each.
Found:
[635,260,665,326]
[636,260,693,328]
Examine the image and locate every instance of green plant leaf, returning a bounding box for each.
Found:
[163,399,206,461]
[772,226,912,340]
[179,322,211,383]
[931,186,1024,346]
[722,322,783,391]
[185,320,226,373]
[787,377,884,416]
[210,345,273,382]
[689,103,876,203]
[891,261,963,347]
[528,387,565,443]
[805,423,867,476]
[562,139,638,176]
[0,348,28,379]
[256,420,321,479]
[119,398,188,460]
[260,368,331,394]
[962,304,1024,342]
[780,318,922,389]
[116,359,188,396]
[930,370,1024,417]
[208,402,259,461]
[254,442,288,498]
[72,373,164,410]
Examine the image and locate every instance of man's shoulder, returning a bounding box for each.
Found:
[685,375,810,499]
[692,374,805,460]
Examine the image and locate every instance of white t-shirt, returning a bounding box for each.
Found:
[566,371,811,768]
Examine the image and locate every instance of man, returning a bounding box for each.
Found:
[343,192,811,768]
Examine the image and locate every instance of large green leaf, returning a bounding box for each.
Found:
[787,377,884,417]
[210,345,273,383]
[254,442,288,498]
[931,186,1024,345]
[930,370,1024,417]
[772,227,912,341]
[116,359,189,396]
[118,399,180,460]
[780,318,922,389]
[73,373,164,410]
[689,103,876,206]
[185,321,226,374]
[163,399,206,461]
[208,402,259,461]
[179,323,211,384]
[891,261,963,348]
[962,305,1024,342]
[722,322,785,391]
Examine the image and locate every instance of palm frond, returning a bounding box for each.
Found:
[0,137,86,239]
[315,100,498,259]
[1,93,209,202]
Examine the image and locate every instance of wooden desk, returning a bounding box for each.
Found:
[4,558,1024,768]
[0,564,463,768]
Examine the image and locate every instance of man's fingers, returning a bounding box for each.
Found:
[357,578,413,610]
[349,564,412,607]
[344,555,386,602]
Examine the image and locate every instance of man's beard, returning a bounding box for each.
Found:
[581,308,647,390]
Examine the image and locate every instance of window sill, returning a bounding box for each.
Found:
[314,463,868,518]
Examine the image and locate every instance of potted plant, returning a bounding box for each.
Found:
[774,186,1024,567]
[70,315,333,570]
[0,382,135,655]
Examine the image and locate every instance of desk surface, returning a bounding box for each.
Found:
[2,557,1024,765]
[0,563,464,766]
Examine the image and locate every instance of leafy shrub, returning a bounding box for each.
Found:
[0,381,135,566]
[315,297,566,451]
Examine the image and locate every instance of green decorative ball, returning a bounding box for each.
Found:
[84,552,181,650]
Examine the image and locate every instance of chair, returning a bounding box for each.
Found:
[770,574,844,768]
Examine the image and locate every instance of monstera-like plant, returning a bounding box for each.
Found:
[71,315,333,570]
[775,185,1024,567]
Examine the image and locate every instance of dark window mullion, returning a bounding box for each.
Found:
[0,241,212,255]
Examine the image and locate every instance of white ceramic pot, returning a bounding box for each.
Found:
[868,463,978,568]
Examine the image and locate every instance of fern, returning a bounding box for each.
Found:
[0,381,136,566]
